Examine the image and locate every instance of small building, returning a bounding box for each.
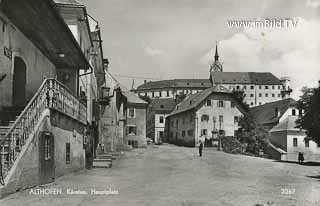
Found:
[166,85,247,147]
[251,98,320,162]
[146,98,176,143]
[123,91,148,148]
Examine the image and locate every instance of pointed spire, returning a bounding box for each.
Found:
[214,42,219,62]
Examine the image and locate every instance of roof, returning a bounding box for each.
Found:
[214,72,282,85]
[136,79,211,90]
[123,91,147,105]
[136,72,282,90]
[167,85,234,117]
[250,98,297,125]
[270,116,304,133]
[149,98,177,114]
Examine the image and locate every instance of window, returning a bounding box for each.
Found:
[44,135,51,160]
[206,100,211,106]
[278,94,281,97]
[250,94,254,97]
[219,115,223,123]
[190,115,193,123]
[128,126,137,135]
[259,93,262,97]
[265,86,269,89]
[182,118,185,124]
[144,93,147,96]
[236,86,240,90]
[259,86,262,89]
[234,116,239,124]
[159,116,164,123]
[292,109,296,116]
[187,130,194,136]
[166,90,170,97]
[305,140,309,148]
[182,131,186,137]
[278,85,281,89]
[265,93,269,97]
[250,102,254,106]
[128,107,135,118]
[243,94,247,97]
[259,102,262,105]
[231,101,235,108]
[217,100,224,107]
[176,119,179,128]
[272,86,275,89]
[201,129,207,136]
[272,93,275,97]
[159,91,162,97]
[250,85,254,90]
[243,85,247,90]
[66,143,71,164]
[293,138,298,147]
[160,105,164,109]
[152,92,155,98]
[201,114,209,122]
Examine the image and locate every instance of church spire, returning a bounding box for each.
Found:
[214,43,219,62]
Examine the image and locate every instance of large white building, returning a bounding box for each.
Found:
[135,45,292,107]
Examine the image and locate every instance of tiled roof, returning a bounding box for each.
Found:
[123,91,147,105]
[270,116,304,133]
[136,72,282,90]
[149,98,177,114]
[167,85,233,117]
[250,98,297,125]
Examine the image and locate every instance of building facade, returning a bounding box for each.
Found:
[146,98,176,143]
[135,45,292,107]
[166,86,247,147]
[124,91,147,148]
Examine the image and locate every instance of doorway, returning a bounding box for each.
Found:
[39,132,55,185]
[12,57,27,106]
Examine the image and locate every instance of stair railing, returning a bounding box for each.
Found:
[0,78,87,185]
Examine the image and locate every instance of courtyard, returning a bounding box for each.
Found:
[1,144,320,206]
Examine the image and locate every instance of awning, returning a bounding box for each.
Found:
[0,0,89,69]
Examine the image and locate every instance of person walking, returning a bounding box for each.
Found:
[298,152,304,164]
[199,141,203,157]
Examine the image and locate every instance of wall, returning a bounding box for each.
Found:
[126,104,147,147]
[0,109,86,198]
[0,12,56,108]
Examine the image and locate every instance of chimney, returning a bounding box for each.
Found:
[144,80,147,84]
[275,108,281,118]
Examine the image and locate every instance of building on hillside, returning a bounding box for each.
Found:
[250,98,320,162]
[146,98,177,143]
[0,0,104,197]
[123,91,148,148]
[135,45,292,107]
[165,85,248,147]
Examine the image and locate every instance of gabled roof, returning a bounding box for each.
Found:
[123,91,147,105]
[149,98,177,114]
[167,85,237,117]
[250,98,297,125]
[270,116,304,133]
[54,0,84,6]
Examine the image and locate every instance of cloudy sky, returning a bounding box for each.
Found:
[81,0,320,99]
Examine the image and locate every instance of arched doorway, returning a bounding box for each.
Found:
[12,57,27,106]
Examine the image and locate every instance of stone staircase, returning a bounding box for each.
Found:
[93,152,124,168]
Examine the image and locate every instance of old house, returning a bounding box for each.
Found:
[166,86,247,147]
[0,0,103,197]
[123,91,147,148]
[146,98,176,143]
[251,98,320,162]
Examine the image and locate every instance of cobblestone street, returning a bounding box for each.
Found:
[1,144,320,206]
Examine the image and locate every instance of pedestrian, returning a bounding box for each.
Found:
[298,152,304,164]
[199,140,203,157]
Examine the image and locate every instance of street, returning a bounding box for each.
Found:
[1,144,320,206]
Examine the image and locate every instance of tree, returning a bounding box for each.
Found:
[296,84,320,144]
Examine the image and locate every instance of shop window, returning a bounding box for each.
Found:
[66,143,71,164]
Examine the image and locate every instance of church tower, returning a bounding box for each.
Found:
[210,43,223,86]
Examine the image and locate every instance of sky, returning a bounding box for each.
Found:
[81,0,320,99]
